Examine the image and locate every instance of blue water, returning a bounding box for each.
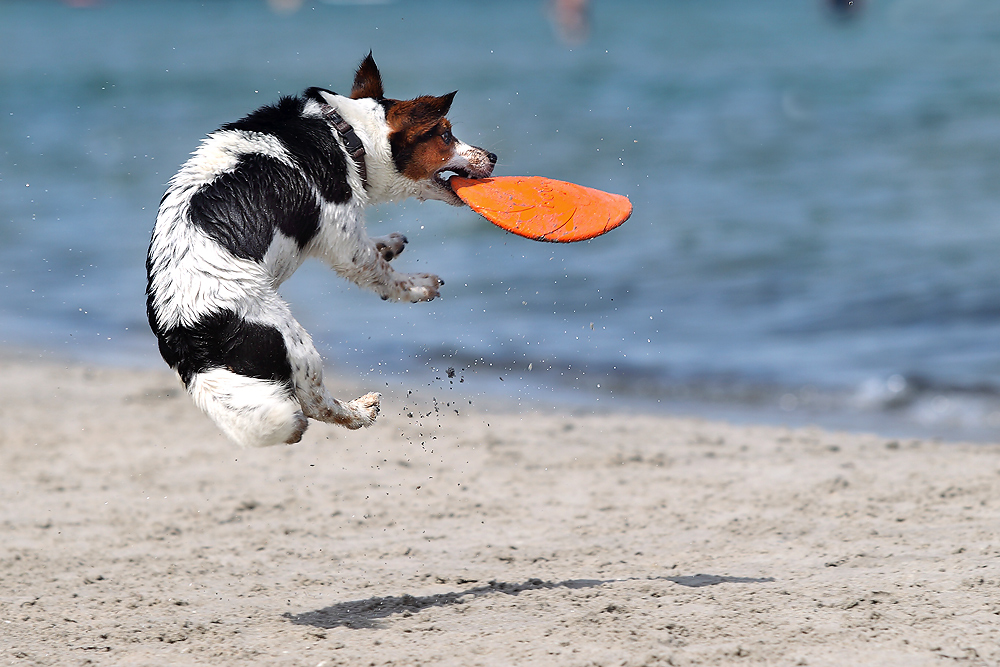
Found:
[4,0,1000,440]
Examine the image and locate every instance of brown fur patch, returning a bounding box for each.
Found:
[385,94,457,180]
[350,52,384,100]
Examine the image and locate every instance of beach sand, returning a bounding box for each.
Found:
[2,355,999,666]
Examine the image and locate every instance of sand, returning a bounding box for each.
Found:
[2,355,999,666]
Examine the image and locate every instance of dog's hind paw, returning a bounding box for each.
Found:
[373,232,408,262]
[345,392,381,429]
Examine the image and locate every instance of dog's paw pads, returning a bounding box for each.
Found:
[374,233,408,262]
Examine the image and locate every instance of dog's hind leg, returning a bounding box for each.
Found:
[186,303,380,445]
[300,385,381,430]
[178,311,310,448]
[276,309,381,430]
[189,368,309,448]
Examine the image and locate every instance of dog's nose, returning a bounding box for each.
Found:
[487,152,498,166]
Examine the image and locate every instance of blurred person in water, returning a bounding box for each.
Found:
[549,0,589,45]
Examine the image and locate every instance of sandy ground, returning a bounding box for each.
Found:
[2,356,1000,666]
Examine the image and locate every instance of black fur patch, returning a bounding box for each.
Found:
[148,307,293,389]
[222,95,353,205]
[187,153,321,261]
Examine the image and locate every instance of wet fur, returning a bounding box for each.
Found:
[146,54,496,448]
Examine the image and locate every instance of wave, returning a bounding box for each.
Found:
[408,346,1000,442]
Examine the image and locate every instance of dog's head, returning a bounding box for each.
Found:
[349,53,497,206]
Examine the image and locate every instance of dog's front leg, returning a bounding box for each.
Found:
[374,258,444,303]
[372,232,407,262]
[315,222,443,303]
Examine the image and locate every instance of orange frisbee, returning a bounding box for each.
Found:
[450,175,631,243]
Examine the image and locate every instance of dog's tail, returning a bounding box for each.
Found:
[187,368,308,448]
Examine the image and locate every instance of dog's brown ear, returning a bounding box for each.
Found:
[351,52,384,100]
[425,91,456,118]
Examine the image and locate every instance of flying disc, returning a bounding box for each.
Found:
[450,175,631,243]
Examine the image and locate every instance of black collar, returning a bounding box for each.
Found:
[320,103,368,190]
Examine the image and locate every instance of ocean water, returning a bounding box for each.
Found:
[4,0,1000,440]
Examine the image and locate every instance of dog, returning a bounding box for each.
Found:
[146,53,497,448]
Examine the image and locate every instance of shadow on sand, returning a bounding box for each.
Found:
[286,574,775,629]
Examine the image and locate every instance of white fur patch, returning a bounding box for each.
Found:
[188,368,306,448]
[147,220,268,330]
[177,130,295,186]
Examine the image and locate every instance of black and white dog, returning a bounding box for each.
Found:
[146,54,496,448]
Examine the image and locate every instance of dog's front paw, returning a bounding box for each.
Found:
[398,272,443,303]
[373,233,408,262]
[344,392,381,429]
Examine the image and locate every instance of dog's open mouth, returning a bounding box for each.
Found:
[434,166,480,191]
[428,151,496,205]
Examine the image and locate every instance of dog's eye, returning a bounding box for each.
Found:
[440,129,453,145]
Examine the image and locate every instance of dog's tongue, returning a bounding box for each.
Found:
[449,175,631,243]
